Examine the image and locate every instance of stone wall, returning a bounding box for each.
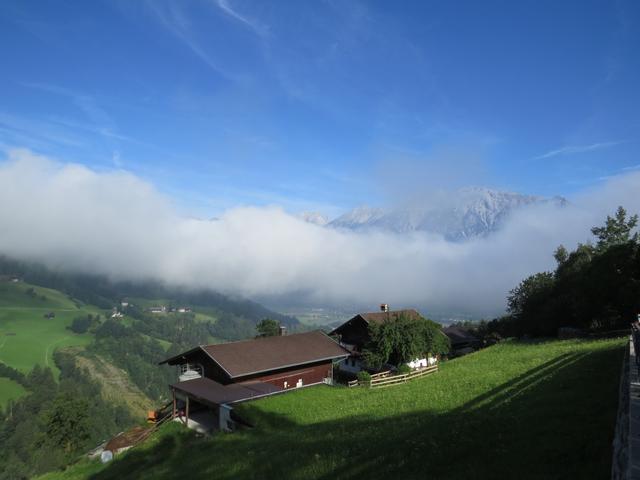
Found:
[611,337,640,480]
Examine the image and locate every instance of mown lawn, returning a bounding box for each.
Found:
[0,377,27,407]
[41,337,626,480]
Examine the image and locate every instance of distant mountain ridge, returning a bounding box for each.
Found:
[315,187,567,241]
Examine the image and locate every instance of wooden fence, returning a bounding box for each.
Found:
[347,364,438,388]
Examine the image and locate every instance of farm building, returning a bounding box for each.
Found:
[329,306,438,373]
[442,326,481,356]
[159,330,349,432]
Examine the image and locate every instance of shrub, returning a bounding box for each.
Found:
[397,364,411,374]
[68,315,92,334]
[357,371,371,384]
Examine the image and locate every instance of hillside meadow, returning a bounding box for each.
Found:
[0,282,95,377]
[0,377,26,408]
[41,337,626,480]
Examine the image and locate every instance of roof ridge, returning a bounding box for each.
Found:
[201,329,323,349]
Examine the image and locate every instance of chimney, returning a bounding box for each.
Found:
[380,303,389,312]
[279,325,287,336]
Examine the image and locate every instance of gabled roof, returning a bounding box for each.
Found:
[161,330,349,379]
[329,309,423,335]
[442,326,479,344]
[358,309,422,325]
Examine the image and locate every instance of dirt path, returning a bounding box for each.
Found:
[44,336,70,367]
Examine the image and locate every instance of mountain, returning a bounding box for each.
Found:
[327,187,568,241]
[298,211,329,226]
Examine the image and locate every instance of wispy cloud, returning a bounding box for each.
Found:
[22,83,113,126]
[0,112,86,148]
[533,141,622,160]
[215,0,268,36]
[144,1,242,82]
[20,82,124,146]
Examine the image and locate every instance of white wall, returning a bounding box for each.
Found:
[406,356,438,369]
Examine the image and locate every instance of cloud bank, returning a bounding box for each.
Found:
[2,148,640,317]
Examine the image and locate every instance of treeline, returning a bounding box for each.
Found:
[0,354,133,480]
[489,207,640,337]
[127,306,260,343]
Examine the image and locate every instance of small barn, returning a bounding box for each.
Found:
[159,330,349,432]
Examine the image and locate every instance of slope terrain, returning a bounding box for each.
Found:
[41,337,624,480]
[65,347,154,417]
[0,281,96,376]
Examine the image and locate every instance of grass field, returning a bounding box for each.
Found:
[0,377,27,408]
[40,337,626,480]
[0,282,80,309]
[0,282,96,376]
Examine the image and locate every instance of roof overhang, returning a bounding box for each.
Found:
[227,353,349,380]
[171,377,283,406]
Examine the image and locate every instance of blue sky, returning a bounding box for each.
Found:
[1,0,639,217]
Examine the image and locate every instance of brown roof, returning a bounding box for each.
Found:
[328,309,424,337]
[202,330,348,378]
[358,309,422,324]
[171,377,282,405]
[161,330,349,379]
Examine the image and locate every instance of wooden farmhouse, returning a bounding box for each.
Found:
[159,330,349,432]
[442,326,481,356]
[330,306,438,373]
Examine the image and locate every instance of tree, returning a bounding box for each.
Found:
[362,313,449,370]
[45,394,90,454]
[506,272,555,317]
[255,318,280,337]
[553,245,569,266]
[68,315,92,334]
[496,206,640,337]
[591,206,638,251]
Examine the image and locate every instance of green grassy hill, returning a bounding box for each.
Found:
[40,337,625,480]
[0,281,97,379]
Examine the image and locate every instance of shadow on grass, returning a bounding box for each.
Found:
[90,343,624,480]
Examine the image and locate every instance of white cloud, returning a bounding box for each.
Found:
[2,148,640,317]
[145,1,240,81]
[215,0,268,36]
[533,141,622,160]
